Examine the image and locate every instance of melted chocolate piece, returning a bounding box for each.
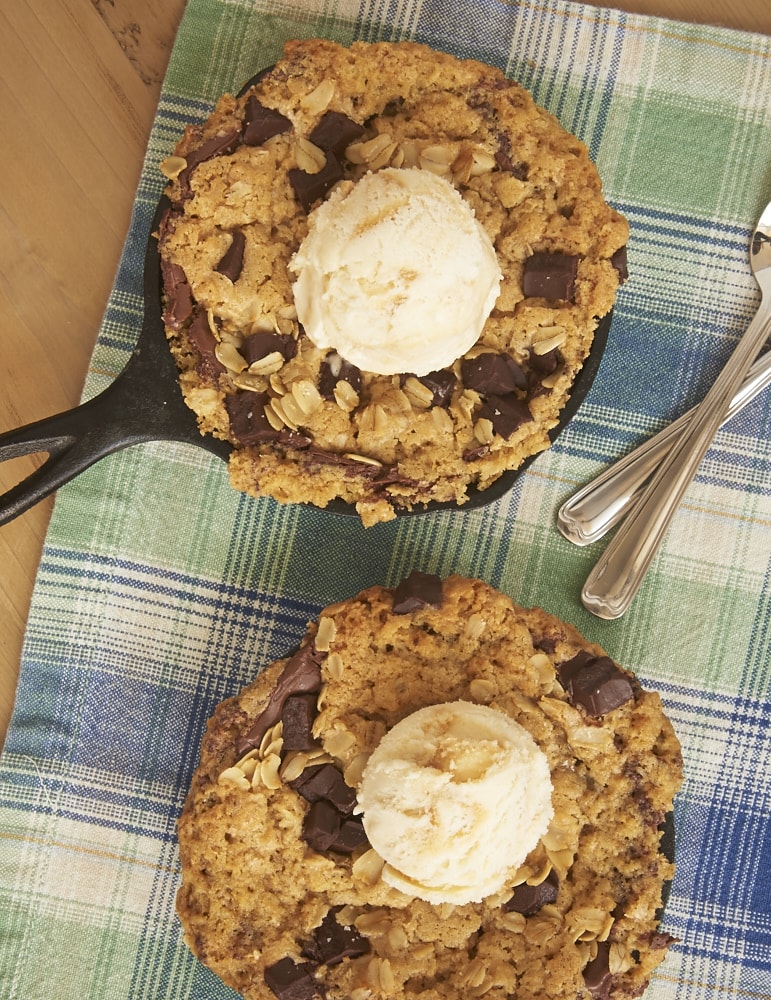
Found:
[522,252,579,301]
[303,799,342,853]
[187,309,226,380]
[214,229,246,282]
[289,155,344,212]
[462,443,490,462]
[502,870,559,916]
[495,135,528,179]
[392,571,443,614]
[526,346,563,400]
[292,761,367,855]
[302,802,367,855]
[242,332,298,365]
[624,759,658,829]
[161,259,194,329]
[178,128,241,195]
[302,907,370,966]
[291,763,357,815]
[648,930,678,950]
[237,645,323,756]
[372,466,416,489]
[281,693,320,751]
[264,957,321,1000]
[611,245,629,284]
[583,941,613,999]
[528,346,561,378]
[332,816,369,853]
[477,392,532,439]
[319,354,362,399]
[557,650,634,717]
[416,369,457,407]
[225,391,279,446]
[242,95,292,146]
[461,353,527,394]
[304,449,395,483]
[308,111,365,157]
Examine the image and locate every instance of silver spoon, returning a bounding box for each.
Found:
[557,348,771,545]
[581,199,771,619]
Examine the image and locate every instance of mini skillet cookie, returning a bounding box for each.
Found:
[176,574,682,1000]
[158,39,629,525]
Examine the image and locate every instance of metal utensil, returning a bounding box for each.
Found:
[581,199,771,619]
[557,347,771,545]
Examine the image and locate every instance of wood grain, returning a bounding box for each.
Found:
[0,0,187,749]
[0,0,768,749]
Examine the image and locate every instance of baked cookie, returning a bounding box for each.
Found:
[176,574,682,1000]
[158,40,628,526]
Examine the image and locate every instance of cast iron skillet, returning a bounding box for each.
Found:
[0,69,613,527]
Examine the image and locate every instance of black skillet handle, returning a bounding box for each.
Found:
[0,388,134,527]
[0,197,230,528]
[1,73,277,529]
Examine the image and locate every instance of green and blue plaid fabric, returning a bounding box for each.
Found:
[1,1,769,997]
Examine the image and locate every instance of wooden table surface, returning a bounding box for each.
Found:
[2,0,769,750]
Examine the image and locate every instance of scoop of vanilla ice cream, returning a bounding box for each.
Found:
[289,168,501,376]
[357,701,553,905]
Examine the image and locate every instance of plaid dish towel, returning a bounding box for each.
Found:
[1,1,769,998]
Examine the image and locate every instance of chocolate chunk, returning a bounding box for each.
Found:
[495,135,528,179]
[303,907,370,966]
[242,332,298,365]
[225,391,279,446]
[308,111,365,157]
[264,957,321,1000]
[306,448,379,474]
[291,763,357,815]
[461,353,527,395]
[190,129,242,165]
[188,309,226,380]
[161,260,194,329]
[583,941,613,999]
[526,346,563,400]
[534,635,557,654]
[392,571,443,614]
[331,816,369,854]
[648,930,678,950]
[528,346,561,377]
[372,466,416,489]
[242,95,292,146]
[215,229,246,282]
[462,443,490,462]
[502,870,559,915]
[289,155,344,212]
[522,252,579,301]
[415,369,457,407]
[611,245,629,284]
[557,650,634,717]
[178,128,241,194]
[477,393,532,439]
[302,803,366,855]
[237,645,323,756]
[319,354,362,399]
[303,799,342,853]
[281,694,320,751]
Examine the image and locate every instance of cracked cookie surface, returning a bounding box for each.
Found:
[158,40,628,525]
[176,575,681,1000]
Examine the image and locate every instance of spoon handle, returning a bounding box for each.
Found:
[557,349,771,545]
[581,300,771,619]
